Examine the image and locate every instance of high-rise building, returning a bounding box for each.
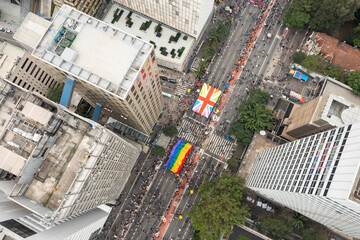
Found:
[53,0,107,18]
[0,42,65,97]
[14,6,164,136]
[0,77,141,226]
[281,77,360,140]
[0,193,112,240]
[114,0,213,38]
[247,124,360,238]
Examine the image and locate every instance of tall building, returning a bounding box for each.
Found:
[114,0,213,38]
[0,192,112,240]
[53,0,107,17]
[0,42,65,97]
[0,77,141,226]
[281,77,360,140]
[14,7,164,136]
[247,124,360,238]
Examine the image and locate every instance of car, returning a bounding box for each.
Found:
[5,29,12,34]
[167,78,176,84]
[0,28,4,32]
[160,76,168,81]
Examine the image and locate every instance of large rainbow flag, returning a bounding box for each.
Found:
[192,83,221,118]
[164,141,193,174]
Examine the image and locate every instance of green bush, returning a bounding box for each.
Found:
[292,52,306,64]
[155,24,162,33]
[177,47,185,57]
[114,8,119,17]
[151,146,166,156]
[163,125,178,137]
[183,35,188,41]
[160,47,166,53]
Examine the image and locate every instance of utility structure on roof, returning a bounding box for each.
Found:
[0,77,141,239]
[14,6,164,138]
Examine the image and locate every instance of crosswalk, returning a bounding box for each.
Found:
[177,117,208,146]
[174,81,192,96]
[205,134,234,160]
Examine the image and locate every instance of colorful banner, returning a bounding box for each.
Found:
[192,83,221,118]
[164,140,193,174]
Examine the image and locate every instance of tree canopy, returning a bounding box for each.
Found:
[229,120,254,146]
[151,146,166,157]
[47,83,64,103]
[347,71,360,95]
[260,215,293,239]
[283,0,360,32]
[163,125,178,137]
[187,176,249,240]
[301,224,325,240]
[238,101,274,132]
[248,88,270,105]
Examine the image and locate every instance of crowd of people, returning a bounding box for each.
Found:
[96,0,293,239]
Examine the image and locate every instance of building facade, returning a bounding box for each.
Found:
[0,193,111,240]
[14,7,164,135]
[0,77,141,225]
[247,124,360,238]
[53,0,107,17]
[0,42,65,97]
[114,0,213,38]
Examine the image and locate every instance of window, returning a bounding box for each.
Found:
[0,219,36,238]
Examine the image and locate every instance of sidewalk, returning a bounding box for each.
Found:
[0,1,21,32]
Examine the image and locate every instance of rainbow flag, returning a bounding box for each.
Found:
[192,83,221,118]
[165,141,193,174]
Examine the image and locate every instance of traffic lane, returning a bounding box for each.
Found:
[165,158,222,240]
[126,169,178,239]
[229,225,264,240]
[209,5,259,86]
[164,157,209,239]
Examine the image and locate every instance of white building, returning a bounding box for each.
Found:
[14,6,164,136]
[114,0,213,38]
[247,124,360,238]
[0,191,111,240]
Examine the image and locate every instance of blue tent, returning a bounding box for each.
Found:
[301,74,309,81]
[294,71,302,79]
[226,136,231,140]
[225,84,229,88]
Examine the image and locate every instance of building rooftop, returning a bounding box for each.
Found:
[0,42,25,79]
[14,5,153,98]
[0,77,140,222]
[103,4,195,67]
[314,32,360,72]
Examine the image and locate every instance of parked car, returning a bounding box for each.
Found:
[5,29,12,34]
[0,28,4,32]
[168,78,176,84]
[160,76,168,81]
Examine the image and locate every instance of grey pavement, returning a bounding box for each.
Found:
[97,0,310,239]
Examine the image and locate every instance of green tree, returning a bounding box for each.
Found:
[347,71,360,95]
[187,176,249,240]
[227,156,241,174]
[323,65,347,83]
[249,88,270,105]
[47,83,64,103]
[301,55,321,72]
[229,120,254,146]
[239,102,274,132]
[292,52,307,64]
[301,225,325,240]
[293,212,305,229]
[261,215,293,239]
[151,146,166,156]
[284,10,310,30]
[310,0,360,32]
[204,45,216,58]
[163,125,178,137]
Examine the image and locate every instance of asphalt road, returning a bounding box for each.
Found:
[97,1,308,239]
